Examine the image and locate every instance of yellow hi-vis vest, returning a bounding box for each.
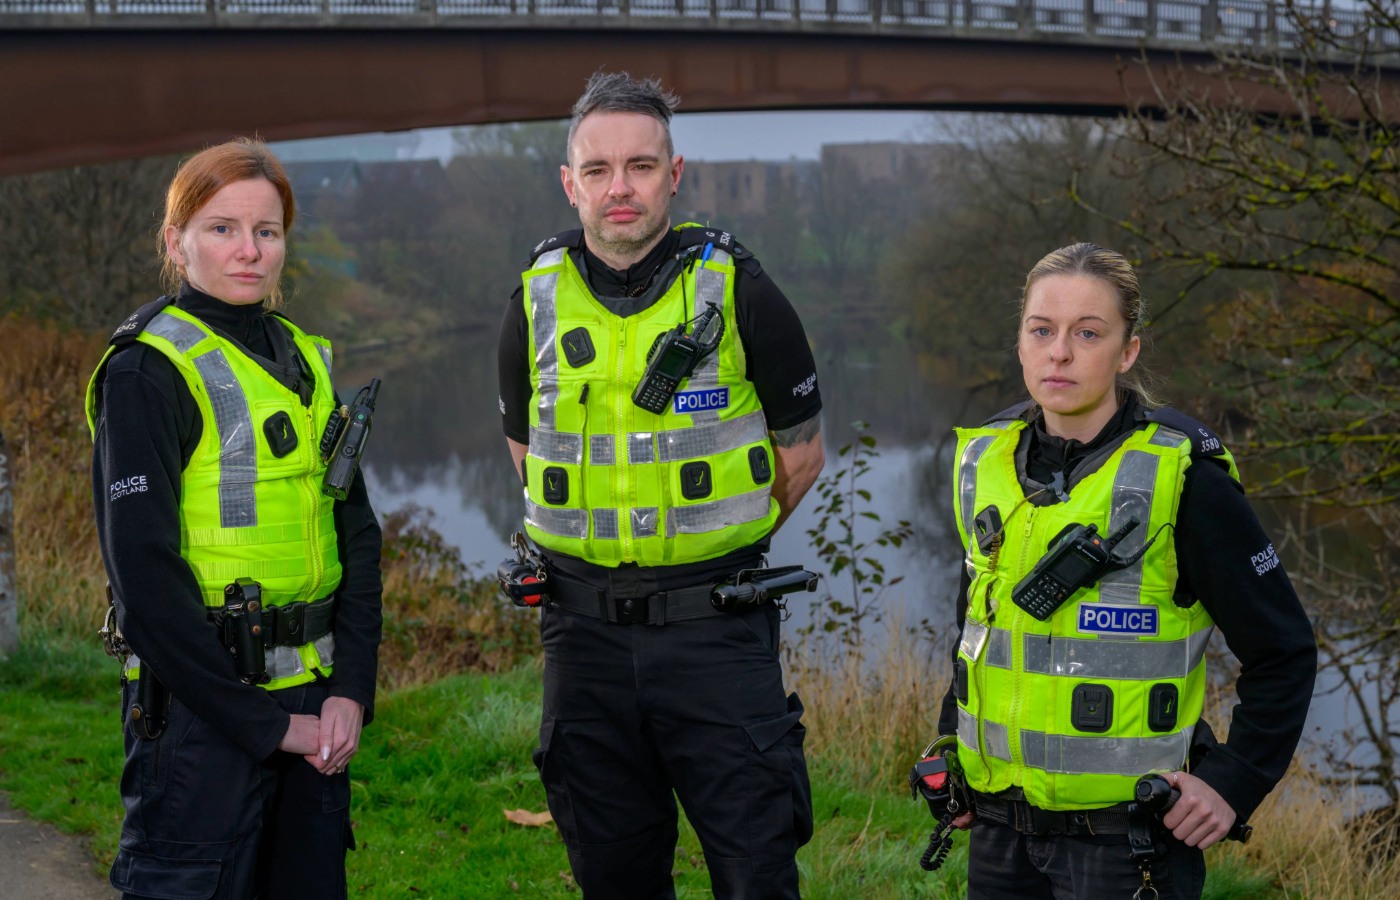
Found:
[951,413,1239,810]
[86,305,342,691]
[521,233,779,565]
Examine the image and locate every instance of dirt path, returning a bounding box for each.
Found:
[0,792,120,899]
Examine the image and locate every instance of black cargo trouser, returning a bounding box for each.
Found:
[967,816,1206,900]
[534,600,813,900]
[109,679,353,900]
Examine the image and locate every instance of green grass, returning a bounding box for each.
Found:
[0,635,1282,898]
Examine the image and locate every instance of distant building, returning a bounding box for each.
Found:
[819,141,955,183]
[676,159,818,223]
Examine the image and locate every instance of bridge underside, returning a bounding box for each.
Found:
[3,29,1238,175]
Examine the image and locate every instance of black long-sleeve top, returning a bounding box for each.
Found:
[90,285,383,763]
[937,396,1317,823]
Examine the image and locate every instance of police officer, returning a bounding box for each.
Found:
[497,72,825,898]
[937,243,1316,899]
[88,139,383,899]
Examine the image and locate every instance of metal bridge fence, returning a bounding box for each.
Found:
[2,0,1397,53]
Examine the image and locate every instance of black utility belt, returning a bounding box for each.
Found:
[972,790,1134,837]
[209,594,336,647]
[546,578,735,626]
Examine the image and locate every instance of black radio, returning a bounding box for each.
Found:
[631,303,724,414]
[322,378,381,501]
[1010,517,1142,620]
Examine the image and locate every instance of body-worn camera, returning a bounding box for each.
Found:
[223,577,269,685]
[710,565,818,614]
[632,303,724,414]
[322,378,381,500]
[1011,517,1142,620]
[498,532,549,608]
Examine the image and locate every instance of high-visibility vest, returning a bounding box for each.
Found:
[951,413,1238,809]
[87,305,342,690]
[521,231,778,565]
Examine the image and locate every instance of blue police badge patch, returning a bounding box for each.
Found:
[1077,603,1159,637]
[673,387,729,414]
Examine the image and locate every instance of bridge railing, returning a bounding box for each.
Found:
[1,0,1396,54]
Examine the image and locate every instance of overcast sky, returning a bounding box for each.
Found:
[271,110,973,164]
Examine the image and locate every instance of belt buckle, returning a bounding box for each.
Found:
[612,595,649,625]
[1027,805,1065,836]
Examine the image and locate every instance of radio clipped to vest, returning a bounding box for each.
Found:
[1011,517,1148,620]
[632,302,724,414]
[320,378,381,500]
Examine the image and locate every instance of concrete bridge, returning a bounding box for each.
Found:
[0,0,1393,175]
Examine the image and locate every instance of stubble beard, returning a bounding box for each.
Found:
[585,204,670,265]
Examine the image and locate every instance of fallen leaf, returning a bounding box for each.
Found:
[503,808,554,827]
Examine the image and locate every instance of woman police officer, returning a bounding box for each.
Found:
[87,139,383,899]
[936,243,1315,898]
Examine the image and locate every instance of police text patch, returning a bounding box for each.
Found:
[1077,603,1159,637]
[673,387,729,414]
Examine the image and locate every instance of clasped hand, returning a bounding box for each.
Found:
[275,696,366,776]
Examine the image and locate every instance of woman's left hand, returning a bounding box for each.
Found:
[1161,770,1236,849]
[305,696,364,776]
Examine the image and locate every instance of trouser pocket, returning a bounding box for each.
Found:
[742,691,814,849]
[109,848,221,900]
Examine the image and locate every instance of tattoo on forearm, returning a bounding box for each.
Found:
[771,418,820,448]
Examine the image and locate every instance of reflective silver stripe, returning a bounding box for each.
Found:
[193,348,257,529]
[316,344,332,380]
[985,627,1012,669]
[590,434,615,466]
[1022,625,1214,680]
[958,708,980,753]
[959,619,990,659]
[267,645,304,680]
[657,409,767,462]
[629,433,655,465]
[146,311,209,353]
[1020,728,1190,776]
[1149,425,1188,449]
[528,426,583,465]
[1100,448,1161,604]
[984,720,1012,761]
[666,488,770,536]
[684,249,731,425]
[123,654,140,675]
[529,251,566,431]
[631,507,658,539]
[525,498,588,539]
[312,633,335,669]
[958,436,998,547]
[594,508,619,540]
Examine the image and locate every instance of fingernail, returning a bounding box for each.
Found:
[322,747,330,761]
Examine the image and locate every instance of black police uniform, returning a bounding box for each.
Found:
[499,228,822,898]
[937,394,1317,900]
[90,285,383,900]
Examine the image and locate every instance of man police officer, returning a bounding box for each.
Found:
[497,72,825,898]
